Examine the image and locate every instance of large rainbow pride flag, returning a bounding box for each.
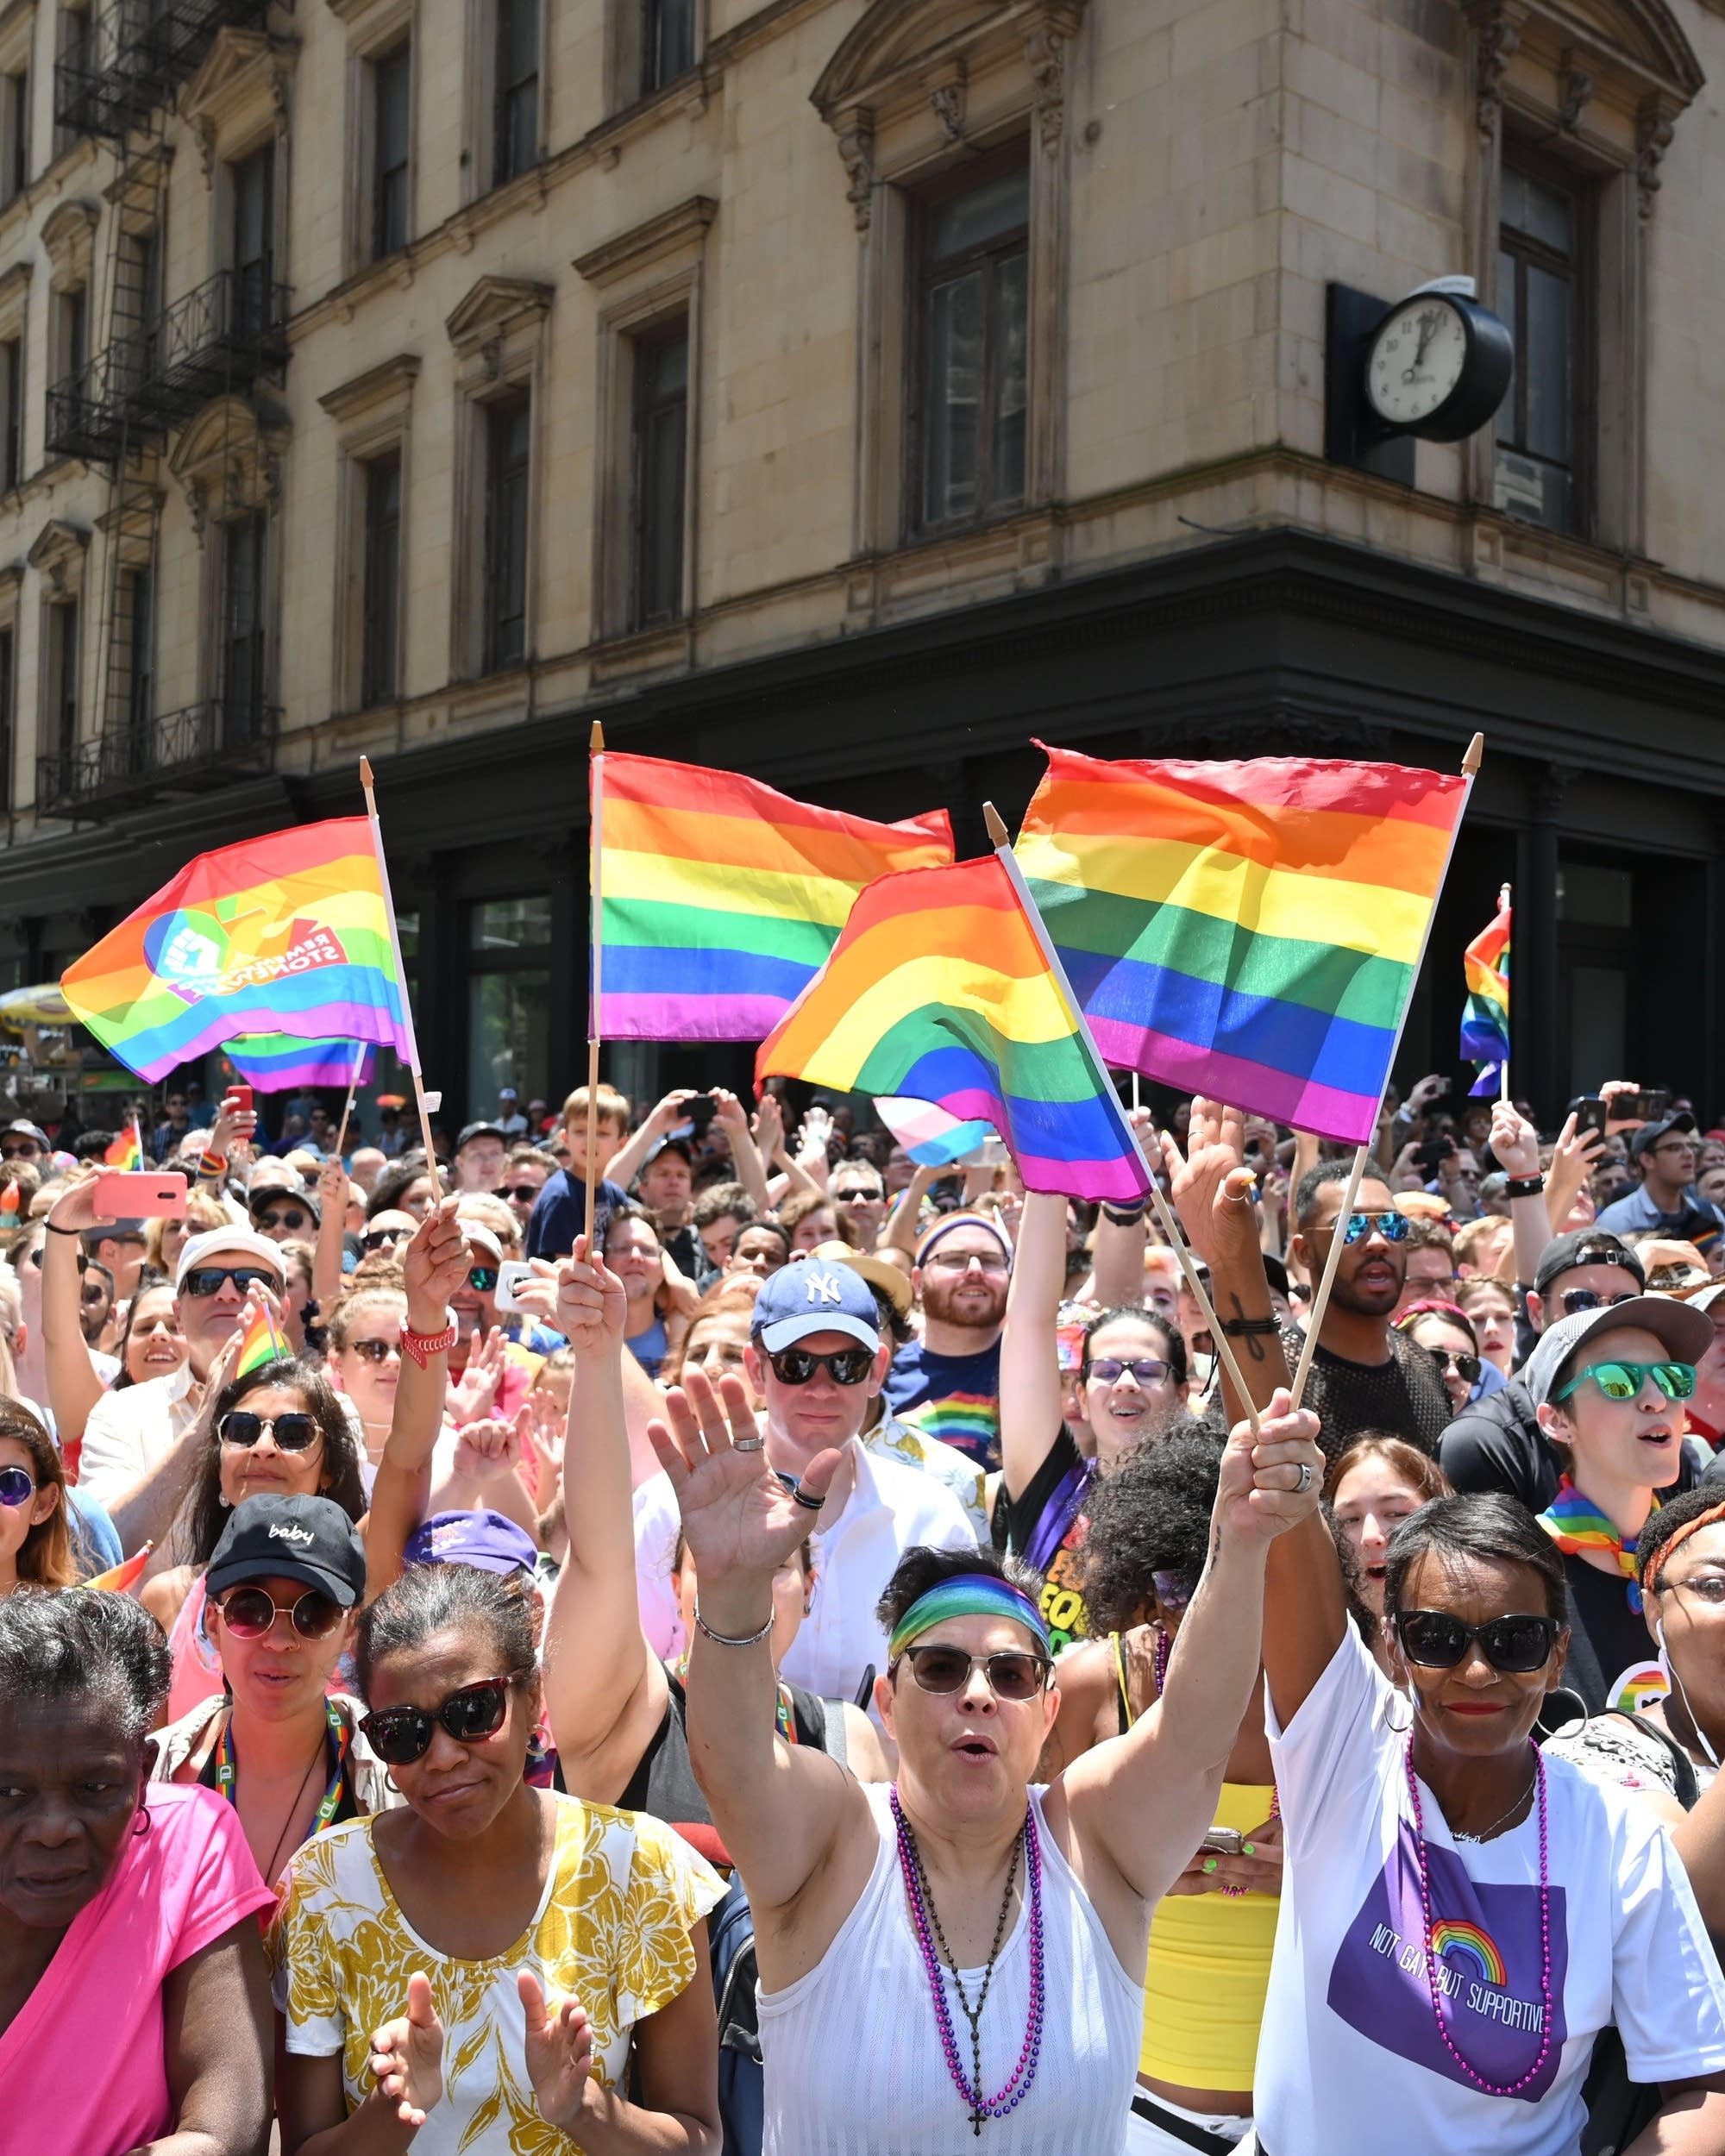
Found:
[61,820,414,1082]
[1015,744,1471,1144]
[756,855,1151,1203]
[593,750,953,1041]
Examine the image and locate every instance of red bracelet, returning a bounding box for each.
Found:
[400,1321,456,1369]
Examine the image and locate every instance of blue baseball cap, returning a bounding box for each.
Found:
[404,1508,538,1575]
[751,1257,881,1354]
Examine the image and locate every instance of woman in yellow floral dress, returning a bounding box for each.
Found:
[271,1560,724,2153]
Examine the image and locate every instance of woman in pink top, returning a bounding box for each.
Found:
[0,1586,277,2154]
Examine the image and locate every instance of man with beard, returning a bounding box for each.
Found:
[880,1213,1012,1469]
[1283,1161,1451,1459]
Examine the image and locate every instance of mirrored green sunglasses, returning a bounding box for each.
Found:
[1553,1358,1696,1405]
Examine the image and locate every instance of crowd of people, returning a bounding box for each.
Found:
[6,1064,1725,2153]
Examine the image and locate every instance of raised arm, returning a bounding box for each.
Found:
[1090,1120,1149,1307]
[41,1178,112,1443]
[711,1089,771,1217]
[608,1090,697,1196]
[364,1201,470,1600]
[999,1190,1069,1502]
[311,1156,350,1316]
[540,1236,668,1797]
[656,1369,869,1917]
[1057,1388,1324,1905]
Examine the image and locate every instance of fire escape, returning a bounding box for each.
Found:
[38,0,290,819]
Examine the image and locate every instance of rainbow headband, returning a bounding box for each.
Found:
[888,1576,1051,1663]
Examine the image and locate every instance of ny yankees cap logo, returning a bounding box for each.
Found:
[805,1269,844,1306]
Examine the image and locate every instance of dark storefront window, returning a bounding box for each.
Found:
[467,896,549,1109]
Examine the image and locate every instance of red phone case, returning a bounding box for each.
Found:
[92,1171,189,1219]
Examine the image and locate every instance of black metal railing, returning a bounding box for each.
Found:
[43,339,154,464]
[54,0,278,141]
[36,696,279,815]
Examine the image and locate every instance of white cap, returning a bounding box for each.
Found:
[175,1225,287,1291]
[461,1222,505,1264]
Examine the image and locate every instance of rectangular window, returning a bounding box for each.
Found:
[55,6,91,156]
[492,0,538,187]
[466,895,550,1110]
[361,449,402,706]
[1,338,20,490]
[0,624,14,811]
[913,158,1029,533]
[631,322,688,630]
[642,0,696,95]
[3,68,29,204]
[123,563,153,741]
[482,393,530,672]
[49,597,78,762]
[221,513,267,745]
[115,225,161,392]
[1495,159,1590,536]
[372,41,411,261]
[60,285,86,382]
[230,142,275,339]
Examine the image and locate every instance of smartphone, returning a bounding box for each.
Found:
[227,1084,253,1113]
[686,1094,718,1132]
[1414,1137,1452,1175]
[1610,1087,1671,1125]
[1570,1096,1609,1138]
[93,1170,187,1219]
[494,1259,535,1313]
[1201,1827,1245,1856]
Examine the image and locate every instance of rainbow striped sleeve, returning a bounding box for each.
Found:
[756,855,1151,1204]
[60,819,414,1083]
[595,750,954,1041]
[1015,744,1471,1144]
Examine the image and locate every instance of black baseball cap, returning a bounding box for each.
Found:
[205,1494,367,1607]
[456,1121,507,1152]
[1633,1112,1700,1162]
[248,1176,321,1226]
[1534,1228,1646,1299]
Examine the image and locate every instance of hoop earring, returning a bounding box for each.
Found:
[1385,1689,1414,1733]
[384,1771,402,1796]
[132,1803,152,1837]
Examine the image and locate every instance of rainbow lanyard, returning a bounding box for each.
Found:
[1537,1476,1654,1610]
[215,1697,351,1833]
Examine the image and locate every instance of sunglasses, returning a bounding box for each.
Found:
[80,1282,110,1306]
[182,1265,279,1299]
[360,1677,516,1765]
[0,1465,36,1507]
[467,1264,499,1293]
[217,1410,321,1452]
[346,1338,399,1364]
[1553,1359,1696,1406]
[27,1244,86,1271]
[1558,1288,1637,1316]
[766,1345,875,1387]
[894,1643,1052,1702]
[1424,1346,1482,1383]
[360,1228,403,1252]
[0,1144,38,1160]
[502,1185,542,1204]
[1320,1211,1411,1245]
[256,1208,310,1232]
[1085,1356,1171,1385]
[1394,1608,1559,1675]
[215,1585,345,1639]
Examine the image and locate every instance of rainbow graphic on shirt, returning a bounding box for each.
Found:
[1429,1919,1508,1988]
[899,1391,1000,1471]
[1612,1658,1670,1716]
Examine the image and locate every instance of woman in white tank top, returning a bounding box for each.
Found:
[634,1270,1327,2156]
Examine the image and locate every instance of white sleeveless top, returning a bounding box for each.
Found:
[757,1783,1143,2154]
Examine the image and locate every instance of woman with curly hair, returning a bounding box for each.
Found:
[1044,1421,1282,2153]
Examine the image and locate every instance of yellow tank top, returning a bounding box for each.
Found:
[1113,1632,1278,2090]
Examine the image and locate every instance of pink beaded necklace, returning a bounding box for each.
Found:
[890,1787,1046,2135]
[1402,1739,1553,2097]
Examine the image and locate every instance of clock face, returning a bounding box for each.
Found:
[1365,298,1470,426]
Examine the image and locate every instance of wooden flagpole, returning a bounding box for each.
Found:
[586,721,605,1238]
[358,757,444,1194]
[982,802,1261,1434]
[1289,732,1486,1410]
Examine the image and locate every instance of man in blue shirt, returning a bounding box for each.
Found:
[1596,1111,1725,1251]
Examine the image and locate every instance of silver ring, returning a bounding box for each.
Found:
[1295,1462,1313,1494]
[733,1436,765,1453]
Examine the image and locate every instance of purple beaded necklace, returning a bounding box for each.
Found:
[1403,1738,1553,2098]
[890,1787,1046,2135]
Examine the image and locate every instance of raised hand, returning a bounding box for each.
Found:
[519,1401,561,1510]
[518,1969,593,2133]
[403,1198,470,1334]
[368,1969,443,2128]
[208,1091,259,1163]
[451,1414,526,1490]
[1488,1100,1541,1181]
[1545,1110,1603,1231]
[750,1092,786,1163]
[647,1367,836,1589]
[47,1168,112,1233]
[448,1325,505,1425]
[711,1087,750,1143]
[1214,1387,1323,1546]
[1159,1095,1257,1268]
[317,1154,350,1219]
[555,1232,627,1355]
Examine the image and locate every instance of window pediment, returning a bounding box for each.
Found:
[27,517,87,595]
[446,275,553,356]
[182,26,297,159]
[41,200,97,289]
[812,0,1082,127]
[167,394,289,529]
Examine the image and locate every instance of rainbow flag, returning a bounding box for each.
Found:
[60,820,414,1083]
[756,856,1151,1203]
[103,1124,143,1169]
[1015,744,1472,1144]
[1459,889,1511,1097]
[82,1545,152,1594]
[225,1036,377,1093]
[593,750,954,1040]
[233,1303,288,1377]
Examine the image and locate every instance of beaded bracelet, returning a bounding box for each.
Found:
[693,1601,774,1648]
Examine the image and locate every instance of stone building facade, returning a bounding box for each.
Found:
[0,0,1722,1122]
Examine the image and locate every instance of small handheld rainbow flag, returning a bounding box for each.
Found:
[104,1122,143,1170]
[83,1544,152,1595]
[593,749,954,1041]
[1459,886,1512,1098]
[756,853,1151,1204]
[232,1303,288,1378]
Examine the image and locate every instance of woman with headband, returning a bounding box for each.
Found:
[648,1326,1325,2153]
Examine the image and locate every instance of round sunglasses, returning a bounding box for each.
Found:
[359,1676,516,1765]
[1394,1608,1559,1675]
[1552,1359,1696,1406]
[1557,1288,1637,1317]
[217,1410,321,1452]
[766,1345,874,1387]
[0,1464,36,1507]
[894,1644,1051,1702]
[255,1207,311,1234]
[467,1264,499,1294]
[215,1585,345,1639]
